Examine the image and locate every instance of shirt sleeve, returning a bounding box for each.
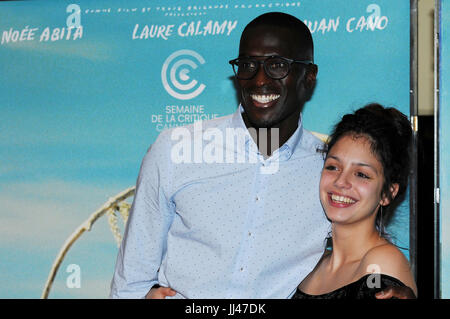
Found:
[109,131,175,298]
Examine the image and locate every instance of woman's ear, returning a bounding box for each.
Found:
[380,183,400,206]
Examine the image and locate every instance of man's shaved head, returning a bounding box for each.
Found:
[240,12,314,61]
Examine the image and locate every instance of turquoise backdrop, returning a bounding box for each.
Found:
[0,0,411,298]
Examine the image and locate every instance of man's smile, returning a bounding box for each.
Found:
[250,94,280,107]
[250,94,280,104]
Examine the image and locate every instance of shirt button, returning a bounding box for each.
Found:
[255,196,259,201]
[240,267,244,272]
[248,232,252,236]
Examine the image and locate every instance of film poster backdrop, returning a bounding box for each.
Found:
[0,0,413,298]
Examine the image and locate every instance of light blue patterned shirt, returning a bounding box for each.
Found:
[110,106,330,299]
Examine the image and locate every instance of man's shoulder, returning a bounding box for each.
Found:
[298,128,326,157]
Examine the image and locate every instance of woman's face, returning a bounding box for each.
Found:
[319,134,387,226]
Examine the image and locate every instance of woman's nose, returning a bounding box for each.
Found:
[334,172,352,189]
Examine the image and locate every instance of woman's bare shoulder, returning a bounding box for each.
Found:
[361,243,408,267]
[358,243,417,294]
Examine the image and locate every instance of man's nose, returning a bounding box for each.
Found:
[253,63,271,86]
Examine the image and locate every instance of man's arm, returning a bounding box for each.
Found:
[145,286,177,299]
[110,136,175,298]
[376,286,416,299]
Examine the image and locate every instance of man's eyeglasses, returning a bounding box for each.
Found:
[229,55,313,80]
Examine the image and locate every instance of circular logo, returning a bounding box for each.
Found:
[161,49,206,100]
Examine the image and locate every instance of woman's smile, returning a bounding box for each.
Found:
[328,192,357,207]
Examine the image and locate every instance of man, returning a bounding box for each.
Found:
[110,12,414,299]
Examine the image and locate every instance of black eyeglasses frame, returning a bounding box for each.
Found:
[228,55,314,80]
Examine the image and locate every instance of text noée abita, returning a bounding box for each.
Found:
[1,26,83,45]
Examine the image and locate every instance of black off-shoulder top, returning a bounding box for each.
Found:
[292,274,406,299]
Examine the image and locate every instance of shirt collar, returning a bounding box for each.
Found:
[231,105,304,160]
[280,112,304,160]
[230,105,252,146]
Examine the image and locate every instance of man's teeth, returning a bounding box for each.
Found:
[251,94,280,103]
[331,194,356,204]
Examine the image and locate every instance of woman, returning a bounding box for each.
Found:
[293,103,417,299]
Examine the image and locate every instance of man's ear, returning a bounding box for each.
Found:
[380,183,400,206]
[305,64,318,89]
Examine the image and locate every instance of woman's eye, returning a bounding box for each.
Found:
[356,172,370,179]
[325,165,337,171]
